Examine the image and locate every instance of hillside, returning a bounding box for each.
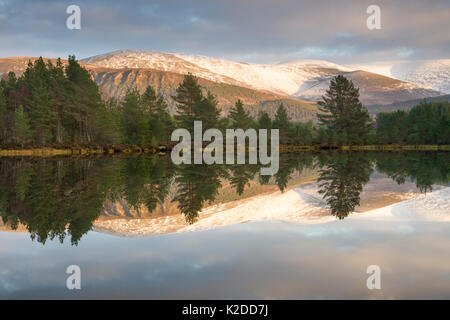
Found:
[294,70,442,105]
[90,67,318,120]
[0,56,318,121]
[1,52,445,120]
[347,59,450,94]
[81,50,443,105]
[368,94,450,115]
[82,50,352,96]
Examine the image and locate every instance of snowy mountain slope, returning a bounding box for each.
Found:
[82,50,352,96]
[295,70,442,105]
[82,50,444,104]
[174,53,353,95]
[1,51,445,107]
[346,60,450,94]
[391,60,450,94]
[81,50,244,87]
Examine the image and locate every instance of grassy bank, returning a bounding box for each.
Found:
[279,144,450,152]
[0,145,169,157]
[1,144,449,157]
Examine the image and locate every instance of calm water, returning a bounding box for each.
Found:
[0,151,449,299]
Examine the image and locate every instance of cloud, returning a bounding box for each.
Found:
[0,0,448,63]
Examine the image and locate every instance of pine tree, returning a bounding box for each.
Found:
[194,91,221,130]
[65,55,105,143]
[258,111,272,130]
[121,87,151,145]
[48,58,68,143]
[141,86,158,117]
[22,57,55,145]
[173,73,203,131]
[0,86,9,143]
[272,103,292,144]
[12,105,31,146]
[318,75,371,145]
[228,99,252,130]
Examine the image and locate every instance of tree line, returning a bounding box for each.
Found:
[1,57,449,148]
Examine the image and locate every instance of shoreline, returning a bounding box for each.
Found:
[1,144,449,157]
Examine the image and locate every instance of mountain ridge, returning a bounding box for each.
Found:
[81,49,443,104]
[1,51,447,119]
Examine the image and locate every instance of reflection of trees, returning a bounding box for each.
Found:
[2,151,446,244]
[120,156,175,213]
[375,152,450,192]
[274,153,315,191]
[317,152,373,219]
[229,164,259,195]
[173,164,224,224]
[0,158,122,245]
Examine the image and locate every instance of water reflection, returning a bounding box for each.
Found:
[317,152,373,219]
[0,151,449,244]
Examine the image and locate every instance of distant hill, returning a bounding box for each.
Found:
[0,56,318,122]
[367,94,450,114]
[89,67,318,121]
[295,70,442,105]
[1,52,446,121]
[81,50,444,105]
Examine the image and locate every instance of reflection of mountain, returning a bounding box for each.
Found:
[1,152,448,243]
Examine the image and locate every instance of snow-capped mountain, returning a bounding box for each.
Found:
[81,50,445,103]
[391,60,450,94]
[82,50,353,96]
[1,51,445,109]
[346,60,450,94]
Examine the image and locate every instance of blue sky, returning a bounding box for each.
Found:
[0,0,449,63]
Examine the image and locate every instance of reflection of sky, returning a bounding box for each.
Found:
[1,220,450,299]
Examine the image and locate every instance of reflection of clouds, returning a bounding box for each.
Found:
[1,220,450,299]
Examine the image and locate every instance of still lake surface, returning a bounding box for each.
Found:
[0,151,449,299]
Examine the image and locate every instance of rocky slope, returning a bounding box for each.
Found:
[0,56,318,121]
[89,66,318,120]
[82,50,443,104]
[0,51,445,118]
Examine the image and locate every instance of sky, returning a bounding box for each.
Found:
[0,0,449,64]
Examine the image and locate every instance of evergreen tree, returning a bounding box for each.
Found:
[228,99,252,129]
[0,86,9,143]
[121,87,151,145]
[65,55,108,143]
[194,91,221,130]
[293,121,314,145]
[141,85,158,117]
[318,75,371,145]
[22,58,55,145]
[48,58,68,143]
[12,105,31,146]
[258,111,272,130]
[272,103,292,144]
[173,73,203,131]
